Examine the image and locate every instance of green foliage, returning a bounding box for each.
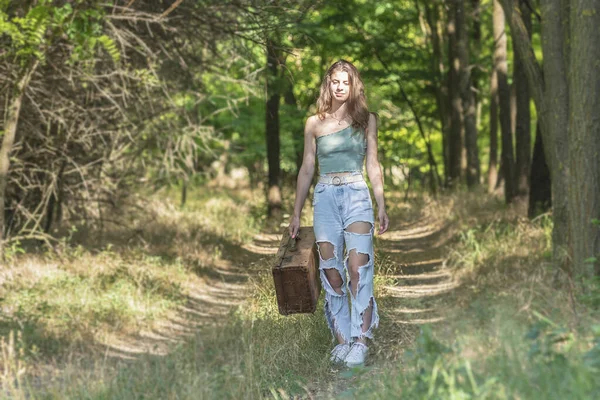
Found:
[577,276,600,309]
[0,1,120,66]
[3,239,25,262]
[0,3,51,62]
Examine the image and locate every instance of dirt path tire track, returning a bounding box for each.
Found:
[99,232,282,360]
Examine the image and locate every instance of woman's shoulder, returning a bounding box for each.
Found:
[305,114,327,135]
[306,114,319,124]
[306,114,326,125]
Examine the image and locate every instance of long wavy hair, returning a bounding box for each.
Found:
[316,60,371,130]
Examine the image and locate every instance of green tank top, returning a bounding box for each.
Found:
[316,125,366,174]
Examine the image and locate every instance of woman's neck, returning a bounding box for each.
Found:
[330,101,348,117]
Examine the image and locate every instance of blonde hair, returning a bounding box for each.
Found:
[316,60,371,130]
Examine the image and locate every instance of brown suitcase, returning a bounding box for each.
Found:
[272,226,321,315]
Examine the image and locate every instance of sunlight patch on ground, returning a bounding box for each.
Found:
[381,224,447,240]
[386,306,436,314]
[382,247,444,254]
[391,316,446,325]
[242,242,279,254]
[382,280,460,298]
[386,270,451,280]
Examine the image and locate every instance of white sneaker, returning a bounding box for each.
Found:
[330,343,351,363]
[344,342,368,367]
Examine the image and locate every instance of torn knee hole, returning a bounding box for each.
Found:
[348,249,371,268]
[316,241,335,261]
[323,267,344,295]
[345,221,373,234]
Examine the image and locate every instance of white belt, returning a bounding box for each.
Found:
[318,174,364,186]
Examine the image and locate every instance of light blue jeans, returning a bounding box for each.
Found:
[313,175,379,343]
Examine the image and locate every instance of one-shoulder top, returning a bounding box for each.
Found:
[316,125,366,174]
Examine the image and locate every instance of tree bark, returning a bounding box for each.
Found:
[539,0,571,267]
[0,60,38,261]
[529,123,552,218]
[568,0,600,277]
[283,77,303,178]
[425,2,450,186]
[494,0,516,203]
[514,1,532,200]
[457,0,480,187]
[500,0,571,269]
[488,67,499,192]
[447,1,463,187]
[265,37,283,218]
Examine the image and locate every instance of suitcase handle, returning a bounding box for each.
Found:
[289,228,299,252]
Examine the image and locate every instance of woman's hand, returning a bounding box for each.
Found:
[289,214,301,239]
[377,208,389,235]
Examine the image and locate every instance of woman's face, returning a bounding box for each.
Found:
[329,70,350,103]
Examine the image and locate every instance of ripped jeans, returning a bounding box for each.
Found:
[313,175,379,343]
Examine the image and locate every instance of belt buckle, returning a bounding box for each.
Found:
[332,176,342,186]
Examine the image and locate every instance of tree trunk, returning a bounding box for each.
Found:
[470,0,483,145]
[494,0,515,203]
[529,123,551,218]
[514,1,532,200]
[568,0,600,277]
[448,1,463,187]
[265,37,283,218]
[488,67,499,192]
[457,0,480,187]
[499,0,571,270]
[283,77,303,178]
[539,0,571,268]
[0,60,38,261]
[425,2,450,186]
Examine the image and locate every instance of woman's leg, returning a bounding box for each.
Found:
[344,221,379,344]
[316,240,351,345]
[313,185,351,345]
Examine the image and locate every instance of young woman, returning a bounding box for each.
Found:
[288,60,389,367]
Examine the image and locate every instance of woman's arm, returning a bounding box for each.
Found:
[365,113,389,235]
[289,116,317,238]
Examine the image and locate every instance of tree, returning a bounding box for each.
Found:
[424,1,451,186]
[447,1,463,187]
[493,0,516,203]
[265,36,284,219]
[488,52,499,192]
[514,1,532,201]
[0,60,39,259]
[568,0,600,276]
[457,0,480,187]
[501,0,599,276]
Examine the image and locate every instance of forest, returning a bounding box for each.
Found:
[0,0,599,398]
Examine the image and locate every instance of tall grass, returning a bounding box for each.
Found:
[351,191,600,399]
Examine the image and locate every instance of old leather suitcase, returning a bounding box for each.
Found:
[272,226,321,315]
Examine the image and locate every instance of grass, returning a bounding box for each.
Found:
[55,271,335,399]
[0,185,264,390]
[349,190,600,399]
[1,185,599,399]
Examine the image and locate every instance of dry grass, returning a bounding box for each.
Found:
[0,185,266,391]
